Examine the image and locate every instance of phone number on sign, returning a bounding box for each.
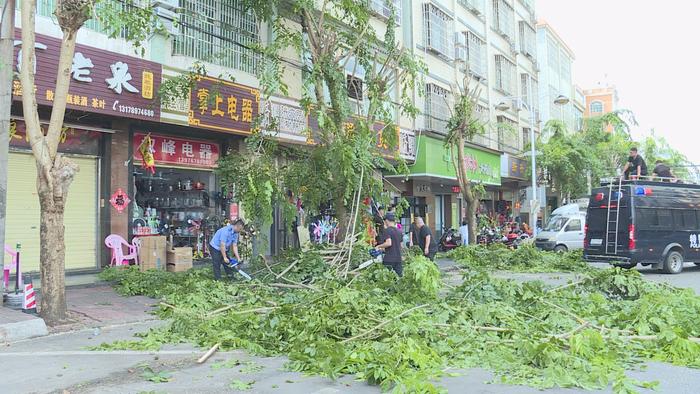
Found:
[113,101,156,118]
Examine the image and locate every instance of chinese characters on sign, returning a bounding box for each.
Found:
[506,156,528,179]
[189,76,260,135]
[11,29,161,121]
[133,133,220,169]
[9,119,100,155]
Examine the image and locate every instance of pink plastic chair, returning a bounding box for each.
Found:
[3,245,22,290]
[104,235,140,266]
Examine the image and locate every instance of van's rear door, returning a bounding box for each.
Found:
[585,186,631,257]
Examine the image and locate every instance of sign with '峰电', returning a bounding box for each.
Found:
[11,29,162,121]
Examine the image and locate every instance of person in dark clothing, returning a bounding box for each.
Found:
[375,212,403,276]
[652,160,676,181]
[408,221,419,248]
[623,147,647,179]
[415,217,437,261]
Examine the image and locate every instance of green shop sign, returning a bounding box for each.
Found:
[409,135,501,186]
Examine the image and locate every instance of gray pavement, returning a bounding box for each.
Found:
[1,262,700,393]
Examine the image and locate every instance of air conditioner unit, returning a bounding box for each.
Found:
[151,0,178,10]
[454,32,466,47]
[455,46,467,62]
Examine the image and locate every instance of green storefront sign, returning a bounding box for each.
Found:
[409,135,501,186]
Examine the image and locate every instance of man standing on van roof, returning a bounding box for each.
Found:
[622,147,647,180]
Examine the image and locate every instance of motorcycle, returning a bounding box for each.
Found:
[438,228,462,252]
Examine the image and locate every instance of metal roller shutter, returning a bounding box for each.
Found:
[5,152,98,272]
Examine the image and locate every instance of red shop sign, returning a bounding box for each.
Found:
[9,119,100,155]
[133,133,220,169]
[12,29,162,121]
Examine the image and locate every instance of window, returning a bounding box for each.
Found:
[466,31,486,78]
[173,1,260,74]
[458,0,485,15]
[37,0,133,38]
[497,115,518,152]
[370,0,402,24]
[495,54,516,95]
[673,210,698,230]
[590,101,604,113]
[519,74,538,124]
[566,219,582,232]
[547,38,559,74]
[522,128,530,149]
[492,0,514,40]
[519,21,536,57]
[347,75,363,100]
[423,3,453,59]
[425,83,451,133]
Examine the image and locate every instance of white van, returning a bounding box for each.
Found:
[535,204,587,252]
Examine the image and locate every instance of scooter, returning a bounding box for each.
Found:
[438,228,462,252]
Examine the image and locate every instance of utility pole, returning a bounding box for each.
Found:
[0,0,16,298]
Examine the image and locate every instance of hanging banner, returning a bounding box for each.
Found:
[133,132,220,169]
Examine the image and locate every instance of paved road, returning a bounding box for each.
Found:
[2,263,700,394]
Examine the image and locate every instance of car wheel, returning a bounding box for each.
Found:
[553,245,568,253]
[662,250,684,274]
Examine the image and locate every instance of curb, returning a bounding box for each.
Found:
[0,317,49,342]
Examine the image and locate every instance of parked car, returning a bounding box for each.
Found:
[535,204,587,252]
[583,177,700,274]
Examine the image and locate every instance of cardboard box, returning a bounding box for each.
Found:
[167,247,193,272]
[137,236,167,271]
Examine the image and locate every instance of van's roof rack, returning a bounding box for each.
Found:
[599,176,700,189]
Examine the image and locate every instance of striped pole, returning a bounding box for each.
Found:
[22,274,37,315]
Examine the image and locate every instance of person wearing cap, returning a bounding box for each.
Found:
[209,219,244,280]
[375,212,403,276]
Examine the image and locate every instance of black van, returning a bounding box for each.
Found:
[583,178,700,274]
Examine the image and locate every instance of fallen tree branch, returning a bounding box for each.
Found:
[207,306,280,318]
[197,343,220,364]
[547,278,589,293]
[341,304,429,344]
[276,260,299,279]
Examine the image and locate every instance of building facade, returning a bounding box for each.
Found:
[584,86,619,117]
[536,19,576,132]
[384,0,540,234]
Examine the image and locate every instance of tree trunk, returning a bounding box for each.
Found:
[466,199,477,244]
[36,155,78,325]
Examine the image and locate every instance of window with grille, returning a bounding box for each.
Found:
[470,104,490,146]
[370,0,402,24]
[36,0,133,38]
[425,83,451,133]
[347,75,363,100]
[497,115,518,152]
[465,31,486,78]
[423,3,454,59]
[458,0,485,15]
[173,0,260,74]
[590,101,603,113]
[519,21,536,57]
[520,73,538,114]
[495,54,515,95]
[492,0,514,40]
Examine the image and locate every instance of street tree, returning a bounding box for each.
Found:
[220,1,423,237]
[18,0,160,324]
[537,120,592,203]
[444,77,486,244]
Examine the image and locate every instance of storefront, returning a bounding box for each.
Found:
[130,132,223,254]
[8,29,163,271]
[500,153,529,221]
[388,135,501,234]
[5,119,105,272]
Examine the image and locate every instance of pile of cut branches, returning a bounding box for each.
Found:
[98,249,700,393]
[446,243,592,273]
